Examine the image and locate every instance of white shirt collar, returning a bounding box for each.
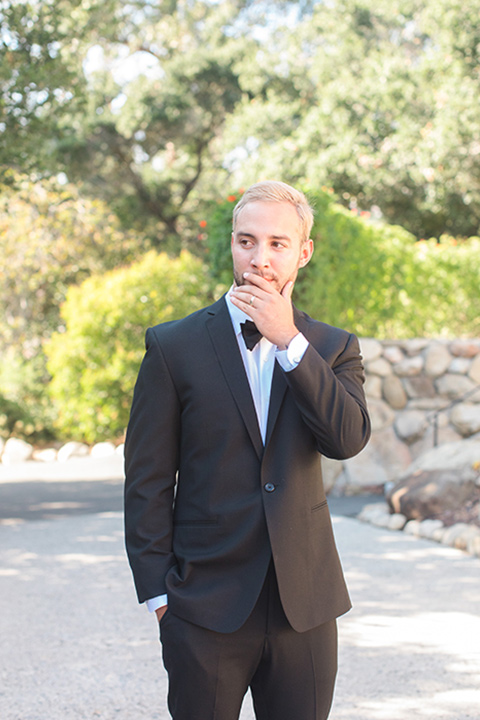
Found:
[224,286,253,337]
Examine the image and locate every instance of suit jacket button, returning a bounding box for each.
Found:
[264,483,275,493]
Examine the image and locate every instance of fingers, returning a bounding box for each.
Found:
[230,274,265,308]
[230,273,294,314]
[229,289,256,319]
[281,280,294,300]
[243,273,294,299]
[230,275,297,347]
[241,272,273,292]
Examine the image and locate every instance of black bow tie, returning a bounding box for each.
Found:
[240,320,263,351]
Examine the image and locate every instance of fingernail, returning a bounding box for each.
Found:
[243,272,249,278]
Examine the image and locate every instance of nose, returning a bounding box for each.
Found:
[251,244,270,269]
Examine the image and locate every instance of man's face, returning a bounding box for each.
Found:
[231,201,313,293]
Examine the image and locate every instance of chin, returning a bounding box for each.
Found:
[233,272,245,287]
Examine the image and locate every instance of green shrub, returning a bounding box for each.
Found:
[204,190,242,288]
[298,192,480,338]
[296,188,418,338]
[0,391,31,441]
[0,348,57,443]
[405,235,480,338]
[46,250,213,442]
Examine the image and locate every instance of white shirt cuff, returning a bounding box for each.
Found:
[275,332,309,371]
[145,594,168,613]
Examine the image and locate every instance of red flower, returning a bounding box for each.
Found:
[199,220,207,228]
[227,195,237,202]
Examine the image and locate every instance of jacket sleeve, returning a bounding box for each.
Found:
[124,328,180,603]
[282,331,371,460]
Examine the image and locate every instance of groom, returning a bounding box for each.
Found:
[124,180,370,719]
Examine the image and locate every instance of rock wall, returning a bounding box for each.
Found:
[323,338,480,494]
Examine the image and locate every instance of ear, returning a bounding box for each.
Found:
[231,231,234,248]
[299,238,314,268]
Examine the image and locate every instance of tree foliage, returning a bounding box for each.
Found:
[221,0,480,239]
[0,172,144,350]
[46,249,213,441]
[3,0,479,241]
[0,0,89,171]
[1,0,260,243]
[0,172,145,440]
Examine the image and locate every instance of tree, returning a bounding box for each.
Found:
[0,172,145,440]
[221,0,480,239]
[0,172,143,350]
[3,0,480,242]
[0,0,90,174]
[0,0,263,244]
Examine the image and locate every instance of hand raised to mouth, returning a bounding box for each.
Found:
[230,272,298,350]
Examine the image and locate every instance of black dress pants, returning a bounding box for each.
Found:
[159,563,338,720]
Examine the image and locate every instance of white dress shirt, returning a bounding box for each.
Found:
[145,291,309,613]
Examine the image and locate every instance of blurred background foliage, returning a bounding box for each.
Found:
[1,0,479,442]
[0,171,147,441]
[46,250,211,441]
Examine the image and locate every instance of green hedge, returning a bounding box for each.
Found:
[0,351,57,442]
[206,188,480,339]
[0,391,32,441]
[46,250,213,442]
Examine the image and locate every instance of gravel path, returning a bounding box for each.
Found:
[1,503,479,719]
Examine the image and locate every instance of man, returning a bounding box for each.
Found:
[124,180,370,720]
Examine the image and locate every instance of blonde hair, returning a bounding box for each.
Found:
[232,181,314,243]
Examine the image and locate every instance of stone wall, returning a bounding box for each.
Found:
[324,338,480,494]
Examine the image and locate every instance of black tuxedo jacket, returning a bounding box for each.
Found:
[124,296,370,633]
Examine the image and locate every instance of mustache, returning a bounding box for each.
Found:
[234,271,279,285]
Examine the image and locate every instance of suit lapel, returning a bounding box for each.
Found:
[264,306,307,448]
[206,297,264,459]
[264,362,287,447]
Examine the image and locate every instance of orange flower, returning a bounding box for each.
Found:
[199,220,207,228]
[227,195,237,202]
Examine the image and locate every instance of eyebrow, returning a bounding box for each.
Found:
[236,231,292,242]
